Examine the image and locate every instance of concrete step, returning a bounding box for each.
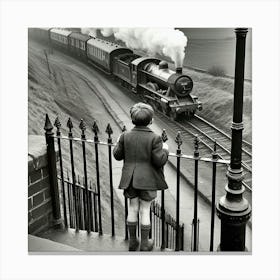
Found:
[28,234,81,252]
[35,228,173,253]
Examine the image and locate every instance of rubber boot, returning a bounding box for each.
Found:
[140,224,154,251]
[127,221,139,251]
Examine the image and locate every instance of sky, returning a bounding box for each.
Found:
[178,28,252,40]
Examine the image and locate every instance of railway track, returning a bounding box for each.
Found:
[78,66,253,192]
[55,47,253,192]
[156,112,252,191]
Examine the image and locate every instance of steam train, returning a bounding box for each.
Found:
[30,28,202,120]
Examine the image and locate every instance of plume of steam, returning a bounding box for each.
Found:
[81,28,97,37]
[81,28,187,67]
[102,28,187,67]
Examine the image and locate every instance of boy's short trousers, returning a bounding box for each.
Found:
[124,185,157,201]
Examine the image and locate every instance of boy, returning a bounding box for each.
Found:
[113,102,169,251]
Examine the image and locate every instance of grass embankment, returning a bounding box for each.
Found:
[28,43,125,236]
[190,69,252,142]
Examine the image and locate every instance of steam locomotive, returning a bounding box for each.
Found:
[30,28,202,120]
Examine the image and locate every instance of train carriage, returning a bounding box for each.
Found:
[69,32,91,59]
[50,29,72,51]
[30,28,202,119]
[87,38,132,74]
[29,28,51,43]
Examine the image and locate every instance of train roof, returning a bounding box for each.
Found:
[131,57,160,66]
[36,27,52,31]
[69,32,91,42]
[87,38,132,54]
[50,28,72,36]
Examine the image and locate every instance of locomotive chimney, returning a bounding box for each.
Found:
[176,67,182,74]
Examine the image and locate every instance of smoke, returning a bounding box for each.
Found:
[81,28,188,67]
[81,28,97,37]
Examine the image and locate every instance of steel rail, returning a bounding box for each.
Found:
[155,111,252,192]
[194,114,252,152]
[181,118,252,173]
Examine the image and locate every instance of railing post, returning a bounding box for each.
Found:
[121,125,129,240]
[54,117,68,228]
[66,170,74,228]
[67,117,80,231]
[92,121,102,235]
[79,119,92,233]
[181,223,184,250]
[161,129,168,250]
[192,135,199,251]
[175,131,182,251]
[216,28,251,251]
[210,140,218,251]
[106,123,115,237]
[44,114,62,227]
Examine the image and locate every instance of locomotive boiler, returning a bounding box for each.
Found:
[138,61,202,119]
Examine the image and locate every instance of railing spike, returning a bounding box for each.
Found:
[54,116,61,131]
[67,117,73,132]
[105,123,113,137]
[92,121,99,136]
[175,131,182,149]
[44,114,53,131]
[161,129,168,142]
[194,135,199,152]
[213,139,217,152]
[79,118,86,133]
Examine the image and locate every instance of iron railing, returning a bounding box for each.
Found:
[45,114,229,251]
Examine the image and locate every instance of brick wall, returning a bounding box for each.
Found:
[28,135,56,234]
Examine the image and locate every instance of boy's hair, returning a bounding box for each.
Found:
[130,102,154,126]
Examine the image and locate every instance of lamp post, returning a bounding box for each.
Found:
[216,28,251,251]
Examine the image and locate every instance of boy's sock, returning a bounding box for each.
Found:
[140,224,154,251]
[127,221,139,251]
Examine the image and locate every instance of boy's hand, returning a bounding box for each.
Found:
[162,142,169,150]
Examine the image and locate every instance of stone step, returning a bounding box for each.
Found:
[28,234,81,252]
[34,228,173,253]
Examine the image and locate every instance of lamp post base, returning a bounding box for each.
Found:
[216,199,251,251]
